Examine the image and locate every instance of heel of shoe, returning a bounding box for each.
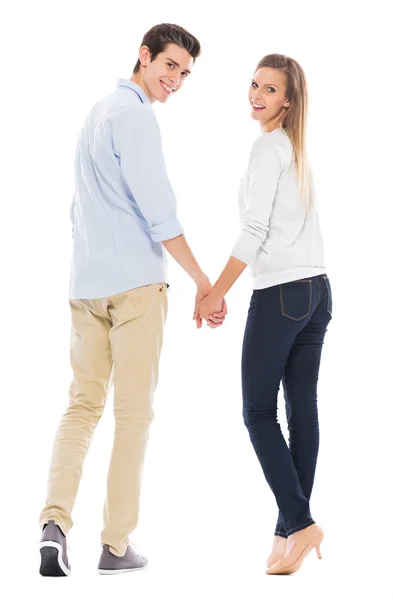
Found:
[39,542,70,576]
[40,546,67,576]
[314,542,322,559]
[313,527,324,560]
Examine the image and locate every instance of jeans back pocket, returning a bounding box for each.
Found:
[279,279,312,321]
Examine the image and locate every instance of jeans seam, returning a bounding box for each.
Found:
[322,276,332,316]
[243,294,258,398]
[286,519,315,536]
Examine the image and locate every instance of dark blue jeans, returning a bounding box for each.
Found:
[242,274,332,537]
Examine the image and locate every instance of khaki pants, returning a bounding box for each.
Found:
[39,283,168,556]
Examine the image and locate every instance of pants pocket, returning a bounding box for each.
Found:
[279,279,312,321]
[322,276,333,317]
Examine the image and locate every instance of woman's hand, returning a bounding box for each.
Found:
[194,291,227,327]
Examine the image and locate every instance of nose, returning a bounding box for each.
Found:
[169,71,181,89]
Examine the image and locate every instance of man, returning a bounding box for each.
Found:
[39,23,226,577]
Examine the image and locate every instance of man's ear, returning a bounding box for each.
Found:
[139,45,151,68]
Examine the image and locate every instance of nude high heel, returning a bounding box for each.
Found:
[266,523,324,575]
[266,536,287,568]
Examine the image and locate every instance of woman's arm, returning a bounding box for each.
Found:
[195,136,282,323]
[194,256,247,321]
[231,135,281,264]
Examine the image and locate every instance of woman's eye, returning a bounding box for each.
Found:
[251,82,258,88]
[167,63,175,69]
[267,87,275,93]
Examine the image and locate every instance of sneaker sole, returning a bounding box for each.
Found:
[39,541,71,577]
[98,565,148,575]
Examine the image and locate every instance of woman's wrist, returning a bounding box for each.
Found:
[210,284,225,302]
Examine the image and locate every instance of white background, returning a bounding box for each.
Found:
[1,0,392,598]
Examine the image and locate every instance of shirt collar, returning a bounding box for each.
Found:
[116,79,151,104]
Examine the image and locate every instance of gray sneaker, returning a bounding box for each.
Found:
[39,520,71,576]
[98,543,148,575]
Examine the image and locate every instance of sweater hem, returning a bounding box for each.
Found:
[252,266,326,289]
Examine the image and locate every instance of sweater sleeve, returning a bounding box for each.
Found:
[231,136,282,265]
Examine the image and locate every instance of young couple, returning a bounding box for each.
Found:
[39,22,332,578]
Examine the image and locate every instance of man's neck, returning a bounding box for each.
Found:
[130,73,154,103]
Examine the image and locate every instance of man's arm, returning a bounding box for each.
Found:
[70,194,75,239]
[162,234,227,329]
[161,234,207,287]
[112,105,184,243]
[112,106,225,326]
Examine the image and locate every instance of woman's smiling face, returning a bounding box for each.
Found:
[249,67,290,128]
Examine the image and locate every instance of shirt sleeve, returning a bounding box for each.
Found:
[70,195,75,239]
[231,136,282,265]
[112,105,184,243]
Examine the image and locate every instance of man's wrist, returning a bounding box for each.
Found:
[193,270,209,288]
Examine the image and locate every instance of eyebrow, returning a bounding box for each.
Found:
[167,57,191,74]
[252,80,277,87]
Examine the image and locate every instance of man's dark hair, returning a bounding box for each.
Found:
[133,23,201,73]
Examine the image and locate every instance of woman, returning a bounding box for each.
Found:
[195,54,332,575]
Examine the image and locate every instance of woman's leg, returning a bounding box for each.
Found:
[274,275,332,537]
[242,281,317,535]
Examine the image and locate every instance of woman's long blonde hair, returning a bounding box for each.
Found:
[256,54,313,210]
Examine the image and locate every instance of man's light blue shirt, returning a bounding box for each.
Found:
[69,79,183,299]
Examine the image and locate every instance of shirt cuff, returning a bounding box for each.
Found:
[150,216,184,243]
[231,231,264,265]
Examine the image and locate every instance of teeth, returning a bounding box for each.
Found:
[161,82,173,93]
[253,103,264,109]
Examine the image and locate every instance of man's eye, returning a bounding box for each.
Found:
[167,63,175,68]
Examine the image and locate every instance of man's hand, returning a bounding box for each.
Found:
[194,288,227,328]
[193,277,227,329]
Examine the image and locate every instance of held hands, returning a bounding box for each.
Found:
[193,279,227,329]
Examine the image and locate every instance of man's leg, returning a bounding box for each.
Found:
[101,283,168,557]
[39,298,113,535]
